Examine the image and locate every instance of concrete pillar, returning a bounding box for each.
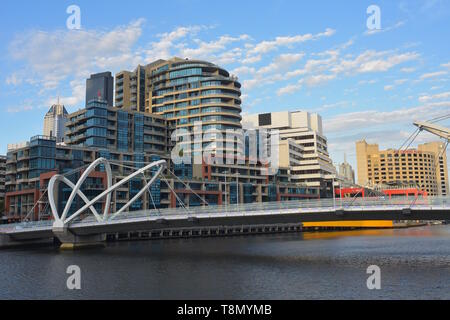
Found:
[52,226,106,250]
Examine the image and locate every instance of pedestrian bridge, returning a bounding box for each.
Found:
[1,196,449,249]
[1,158,449,248]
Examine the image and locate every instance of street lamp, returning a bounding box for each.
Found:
[236,171,240,205]
[332,178,336,208]
[223,170,229,211]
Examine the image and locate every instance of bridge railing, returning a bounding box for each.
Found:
[94,195,450,224]
[2,196,449,230]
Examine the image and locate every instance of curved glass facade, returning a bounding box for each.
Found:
[145,58,242,156]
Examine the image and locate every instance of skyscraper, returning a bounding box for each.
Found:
[43,101,68,141]
[339,154,355,184]
[86,72,114,106]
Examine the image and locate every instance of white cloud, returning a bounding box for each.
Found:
[8,19,146,103]
[6,105,33,113]
[178,34,249,62]
[418,91,450,102]
[394,79,408,85]
[230,66,256,76]
[328,50,419,76]
[384,85,394,91]
[401,67,416,73]
[5,73,22,86]
[420,71,448,80]
[305,74,336,86]
[275,49,418,95]
[256,53,304,76]
[324,101,450,133]
[245,28,335,60]
[365,21,406,36]
[277,81,303,96]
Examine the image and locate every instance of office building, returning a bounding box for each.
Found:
[355,140,449,196]
[43,102,68,141]
[338,154,355,184]
[115,66,146,111]
[86,72,114,106]
[242,111,336,196]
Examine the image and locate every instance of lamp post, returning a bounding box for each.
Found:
[224,170,228,211]
[332,178,336,208]
[236,171,240,205]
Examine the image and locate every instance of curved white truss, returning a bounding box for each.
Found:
[48,157,166,227]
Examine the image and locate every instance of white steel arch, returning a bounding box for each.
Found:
[48,158,166,228]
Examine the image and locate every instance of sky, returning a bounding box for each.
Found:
[0,0,449,177]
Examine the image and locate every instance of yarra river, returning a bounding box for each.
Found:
[0,225,449,299]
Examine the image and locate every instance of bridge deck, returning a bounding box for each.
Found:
[1,197,449,241]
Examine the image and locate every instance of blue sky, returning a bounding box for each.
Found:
[0,0,449,174]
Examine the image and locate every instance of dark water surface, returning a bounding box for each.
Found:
[1,225,449,299]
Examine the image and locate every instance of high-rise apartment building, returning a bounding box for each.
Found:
[115,65,146,111]
[43,102,68,141]
[242,111,336,196]
[86,72,114,106]
[115,58,243,157]
[355,140,448,196]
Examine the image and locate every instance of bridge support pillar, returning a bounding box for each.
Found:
[52,225,106,250]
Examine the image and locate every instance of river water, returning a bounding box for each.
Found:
[0,225,449,299]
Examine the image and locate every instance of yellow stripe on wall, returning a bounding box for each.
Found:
[302,221,394,228]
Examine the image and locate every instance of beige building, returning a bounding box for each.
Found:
[43,102,68,141]
[115,65,146,112]
[356,140,448,196]
[242,111,336,195]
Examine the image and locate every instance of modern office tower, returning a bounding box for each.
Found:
[43,102,68,141]
[65,100,168,155]
[118,58,242,158]
[355,140,449,196]
[86,72,114,106]
[338,154,355,184]
[0,155,6,214]
[242,111,336,196]
[115,65,146,111]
